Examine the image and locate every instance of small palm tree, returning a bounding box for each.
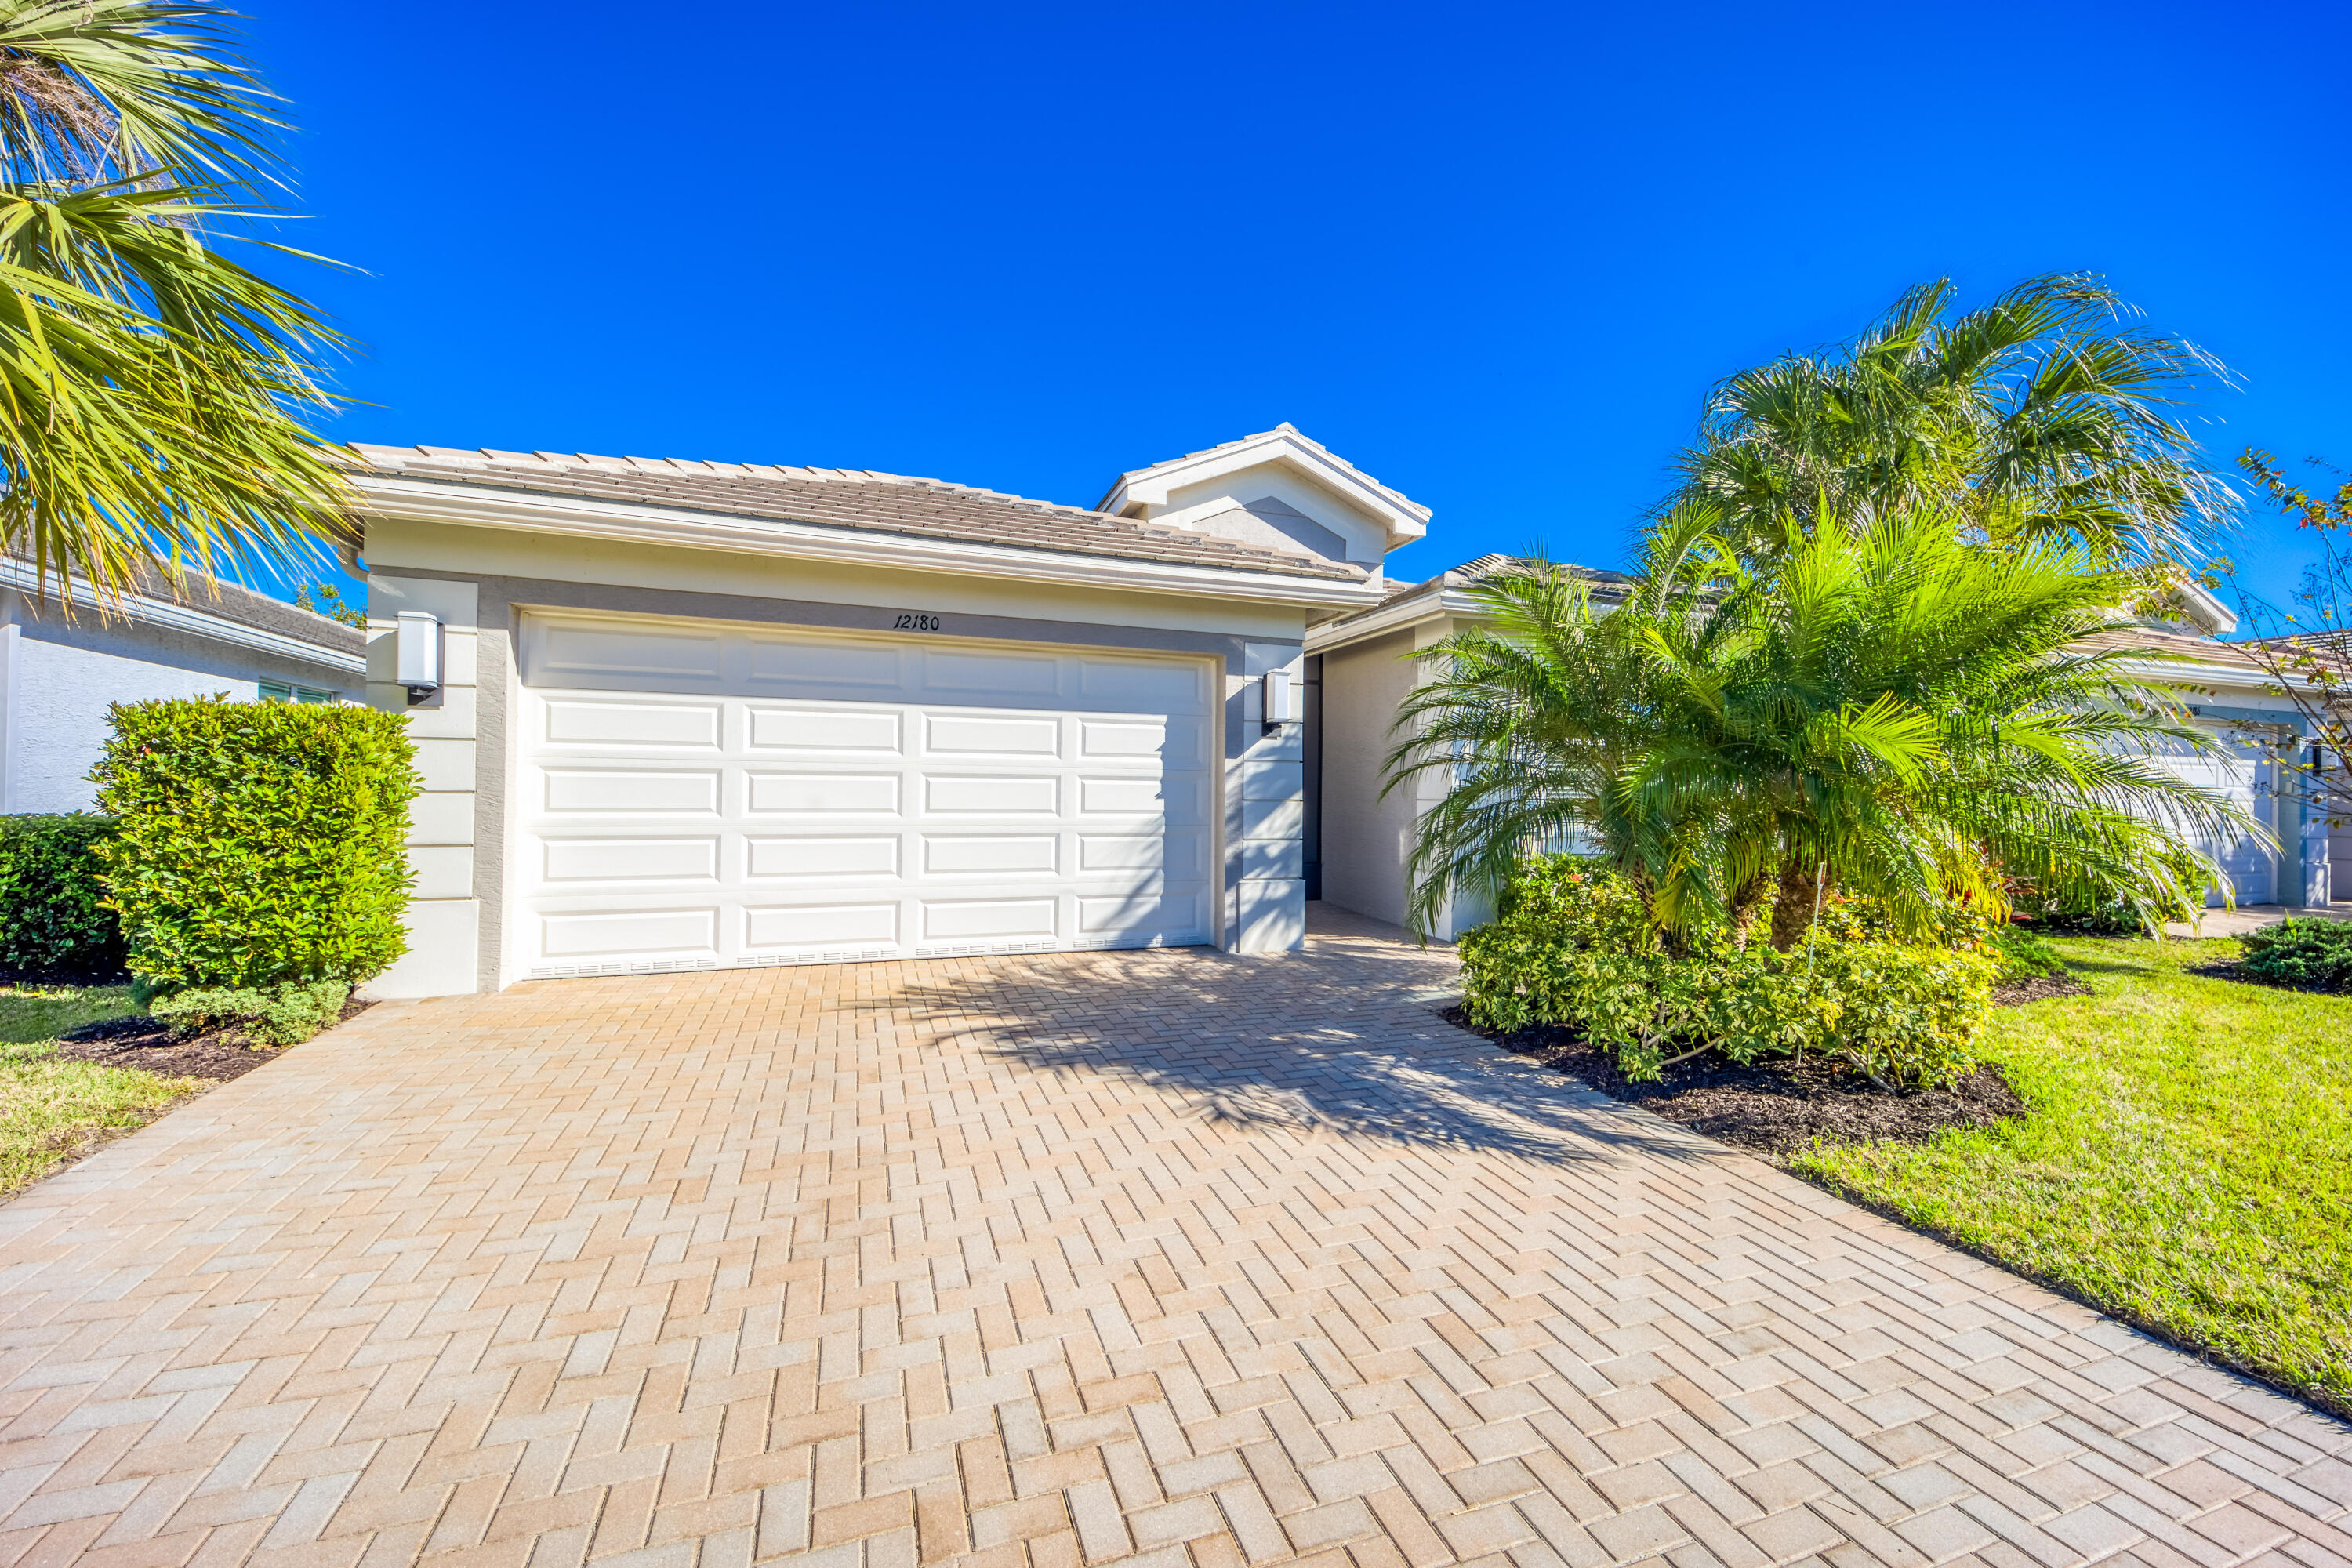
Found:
[0,0,351,603]
[1386,502,2260,943]
[1683,274,2235,572]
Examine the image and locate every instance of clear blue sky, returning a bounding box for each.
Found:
[249,0,2349,619]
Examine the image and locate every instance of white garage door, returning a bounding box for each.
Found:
[2148,728,2276,906]
[514,615,1217,978]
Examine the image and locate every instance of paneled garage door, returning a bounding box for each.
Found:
[2148,727,2279,906]
[514,615,1217,978]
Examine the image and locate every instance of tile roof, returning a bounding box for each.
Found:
[1374,554,1637,609]
[347,445,1367,583]
[2079,624,2271,673]
[134,565,365,657]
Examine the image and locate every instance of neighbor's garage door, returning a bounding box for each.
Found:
[2147,727,2277,906]
[514,614,1216,978]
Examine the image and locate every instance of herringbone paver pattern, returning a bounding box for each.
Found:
[0,909,2344,1568]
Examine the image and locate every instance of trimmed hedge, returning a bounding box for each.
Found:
[151,979,352,1045]
[91,697,421,993]
[0,814,126,979]
[1457,856,1998,1089]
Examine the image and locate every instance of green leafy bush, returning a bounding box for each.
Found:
[0,815,125,979]
[1457,856,1997,1088]
[1991,925,2068,983]
[147,978,350,1046]
[2241,918,2352,990]
[91,698,420,994]
[2009,847,2209,936]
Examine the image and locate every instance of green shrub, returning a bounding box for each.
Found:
[1991,924,2068,983]
[0,815,125,979]
[2009,847,2209,936]
[2241,918,2352,989]
[147,978,351,1047]
[91,697,420,995]
[1457,856,1997,1088]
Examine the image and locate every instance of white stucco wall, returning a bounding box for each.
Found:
[0,612,360,814]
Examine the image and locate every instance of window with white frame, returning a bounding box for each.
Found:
[258,682,339,705]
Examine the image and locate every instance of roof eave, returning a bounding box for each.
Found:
[353,473,1386,613]
[1304,587,1489,655]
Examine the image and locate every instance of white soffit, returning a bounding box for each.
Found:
[1096,425,1432,554]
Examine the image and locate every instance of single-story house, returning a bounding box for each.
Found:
[0,562,365,814]
[1305,559,2341,930]
[354,426,1417,996]
[357,425,2339,999]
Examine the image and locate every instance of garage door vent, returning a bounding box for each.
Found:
[740,949,901,967]
[913,939,1060,959]
[526,956,723,981]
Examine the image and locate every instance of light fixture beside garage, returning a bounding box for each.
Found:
[1262,667,1300,735]
[396,611,441,705]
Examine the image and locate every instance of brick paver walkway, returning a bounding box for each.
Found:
[1,909,2346,1568]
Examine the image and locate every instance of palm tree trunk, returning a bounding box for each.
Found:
[1768,860,1822,952]
[1730,872,1775,947]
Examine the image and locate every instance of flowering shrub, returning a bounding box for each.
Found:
[1457,856,1997,1088]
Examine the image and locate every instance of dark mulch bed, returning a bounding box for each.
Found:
[1444,1004,2027,1157]
[2187,960,2351,997]
[52,996,374,1083]
[1992,971,2094,1005]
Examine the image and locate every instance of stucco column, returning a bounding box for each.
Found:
[362,575,482,997]
[1232,640,1306,951]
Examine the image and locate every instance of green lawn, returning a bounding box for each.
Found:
[1795,937,2352,1417]
[0,984,196,1199]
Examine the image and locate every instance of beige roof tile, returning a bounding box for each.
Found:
[346,444,1366,583]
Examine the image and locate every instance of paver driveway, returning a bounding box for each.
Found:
[1,911,2346,1568]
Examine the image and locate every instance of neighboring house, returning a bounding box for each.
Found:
[0,563,365,814]
[1305,557,2339,930]
[352,426,1421,997]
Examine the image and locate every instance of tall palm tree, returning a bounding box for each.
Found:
[0,0,350,604]
[1682,275,2235,572]
[1386,502,2259,943]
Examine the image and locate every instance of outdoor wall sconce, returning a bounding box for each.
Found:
[1262,667,1299,735]
[397,611,442,704]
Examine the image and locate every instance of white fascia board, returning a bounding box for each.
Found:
[2111,654,2313,701]
[354,474,1388,614]
[1100,433,1430,546]
[1304,589,1483,654]
[0,559,365,674]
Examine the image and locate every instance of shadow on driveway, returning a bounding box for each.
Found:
[884,921,1715,1171]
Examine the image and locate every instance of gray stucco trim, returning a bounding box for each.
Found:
[376,565,1300,986]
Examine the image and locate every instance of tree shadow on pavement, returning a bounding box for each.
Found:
[888,935,1716,1170]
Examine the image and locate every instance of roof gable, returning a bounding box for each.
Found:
[1094,425,1430,560]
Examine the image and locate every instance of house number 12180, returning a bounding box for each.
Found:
[892,613,942,632]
